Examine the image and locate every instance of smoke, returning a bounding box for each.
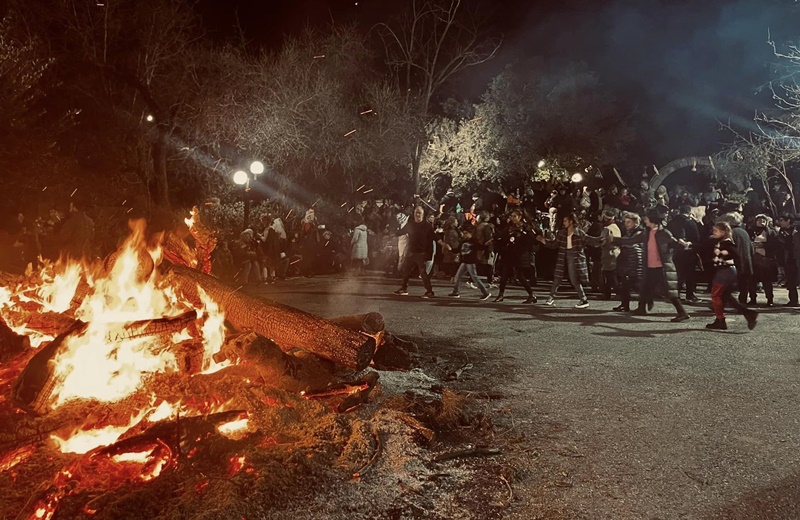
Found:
[491,0,800,164]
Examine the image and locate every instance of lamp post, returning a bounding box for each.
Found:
[232,161,266,230]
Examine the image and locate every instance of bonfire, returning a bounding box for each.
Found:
[0,212,413,519]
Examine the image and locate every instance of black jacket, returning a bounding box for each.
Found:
[398,220,435,257]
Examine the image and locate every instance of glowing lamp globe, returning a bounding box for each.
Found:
[537,160,546,168]
[233,170,249,185]
[250,161,265,175]
[571,173,583,183]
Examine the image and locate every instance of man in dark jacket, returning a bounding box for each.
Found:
[721,212,754,305]
[747,214,778,306]
[776,215,799,307]
[615,209,690,322]
[394,206,436,298]
[667,206,701,303]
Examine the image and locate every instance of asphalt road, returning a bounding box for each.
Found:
[253,273,800,520]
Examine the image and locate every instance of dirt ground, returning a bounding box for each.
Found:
[256,273,800,520]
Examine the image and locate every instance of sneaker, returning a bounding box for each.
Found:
[422,291,435,299]
[466,281,477,289]
[671,313,691,323]
[393,289,409,296]
[612,304,629,312]
[706,318,727,330]
[493,294,505,302]
[575,299,589,309]
[488,283,497,289]
[448,292,461,298]
[544,297,555,306]
[523,294,538,304]
[480,293,492,301]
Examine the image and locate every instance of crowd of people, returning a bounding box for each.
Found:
[3,176,799,334]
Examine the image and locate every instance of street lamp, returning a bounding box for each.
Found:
[249,161,264,176]
[571,173,584,183]
[537,159,546,169]
[233,170,249,185]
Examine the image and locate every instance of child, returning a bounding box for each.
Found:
[446,226,491,300]
[707,221,758,330]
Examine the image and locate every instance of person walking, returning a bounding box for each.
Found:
[706,222,759,330]
[493,209,538,303]
[350,217,369,276]
[447,226,492,300]
[538,213,591,309]
[613,212,644,312]
[747,214,778,306]
[394,206,436,298]
[667,205,701,302]
[776,215,799,307]
[720,212,753,305]
[474,211,496,286]
[597,209,622,300]
[615,209,691,322]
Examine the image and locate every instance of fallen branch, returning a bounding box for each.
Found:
[352,423,382,478]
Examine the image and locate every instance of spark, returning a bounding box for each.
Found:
[469,116,483,122]
[121,199,127,205]
[324,241,330,247]
[126,208,133,213]
[286,209,293,219]
[340,201,348,207]
[348,207,355,213]
[42,186,47,191]
[356,185,365,192]
[344,129,356,137]
[70,188,78,197]
[313,55,325,59]
[311,198,321,207]
[363,188,374,194]
[289,259,301,265]
[360,109,373,115]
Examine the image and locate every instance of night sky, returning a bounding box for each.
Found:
[197,0,800,165]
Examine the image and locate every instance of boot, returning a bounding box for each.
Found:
[612,304,629,312]
[493,293,505,303]
[744,310,758,330]
[706,318,727,330]
[523,293,537,304]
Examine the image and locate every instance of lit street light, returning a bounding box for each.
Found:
[571,173,584,183]
[537,159,546,168]
[249,161,264,175]
[145,114,154,122]
[233,170,249,185]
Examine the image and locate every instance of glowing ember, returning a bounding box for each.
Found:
[228,454,246,476]
[111,450,152,463]
[217,417,250,438]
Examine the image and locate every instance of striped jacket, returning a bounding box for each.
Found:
[544,228,590,286]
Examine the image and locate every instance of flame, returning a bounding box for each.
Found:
[51,409,150,454]
[228,454,246,476]
[37,263,82,313]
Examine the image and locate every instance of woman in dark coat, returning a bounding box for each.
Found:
[613,212,644,312]
[493,209,538,303]
[538,213,592,308]
[615,209,690,321]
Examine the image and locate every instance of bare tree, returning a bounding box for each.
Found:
[375,0,501,195]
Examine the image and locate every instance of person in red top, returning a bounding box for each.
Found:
[614,209,690,322]
[707,222,758,330]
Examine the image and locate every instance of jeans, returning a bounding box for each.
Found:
[400,252,433,292]
[602,270,618,299]
[498,260,534,295]
[550,250,586,300]
[453,263,489,296]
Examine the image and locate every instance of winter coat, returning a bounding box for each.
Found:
[350,224,369,260]
[474,222,494,264]
[586,223,621,271]
[497,223,536,267]
[261,228,282,265]
[441,227,461,264]
[616,226,643,279]
[749,225,779,282]
[617,226,681,299]
[544,228,590,286]
[730,226,753,275]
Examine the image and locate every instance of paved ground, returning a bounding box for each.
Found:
[252,274,800,519]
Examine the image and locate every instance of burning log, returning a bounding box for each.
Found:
[212,332,334,393]
[11,313,200,415]
[0,318,30,361]
[329,313,385,335]
[164,264,376,370]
